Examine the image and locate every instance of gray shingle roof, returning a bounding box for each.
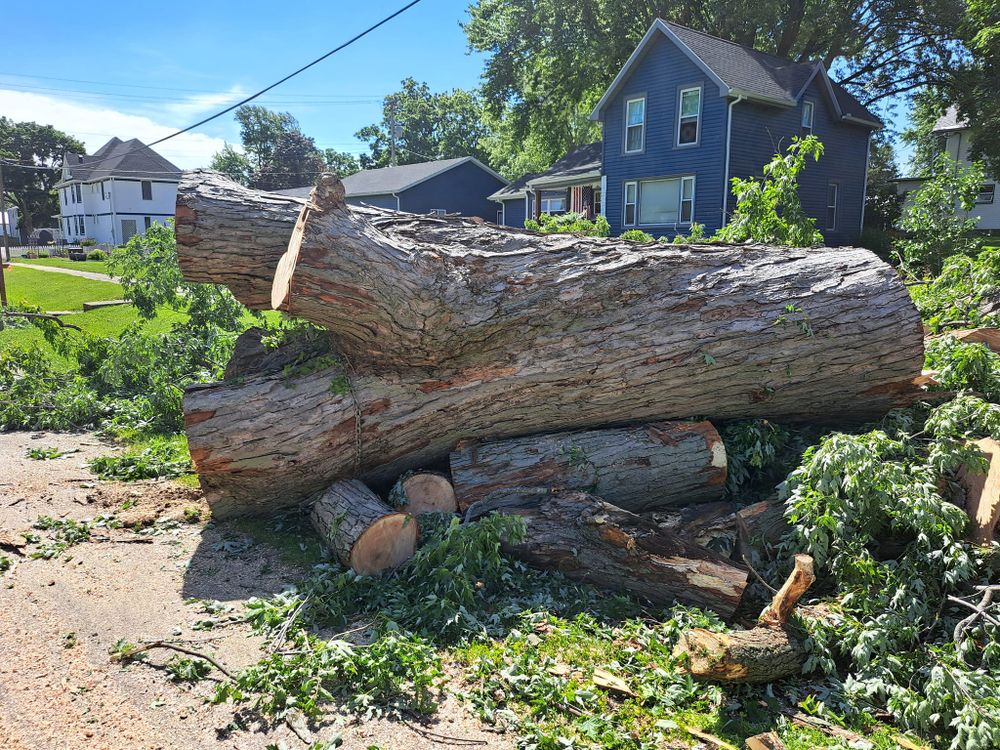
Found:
[592,20,882,127]
[933,105,968,132]
[58,137,181,184]
[489,172,540,201]
[526,143,602,188]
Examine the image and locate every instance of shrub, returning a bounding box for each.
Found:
[524,211,611,237]
[86,249,107,261]
[909,247,1000,332]
[715,135,824,247]
[37,251,48,258]
[620,229,654,243]
[80,238,97,247]
[857,226,894,260]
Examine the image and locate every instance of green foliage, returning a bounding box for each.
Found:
[322,149,360,177]
[165,656,212,683]
[858,226,895,259]
[909,247,1000,333]
[924,336,1000,401]
[0,555,11,574]
[620,229,654,243]
[864,132,903,231]
[29,514,119,558]
[670,222,707,243]
[715,136,825,247]
[524,211,610,237]
[26,446,67,460]
[87,435,192,481]
[896,153,985,273]
[86,249,107,261]
[720,420,804,500]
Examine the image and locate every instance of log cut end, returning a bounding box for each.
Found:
[349,512,419,575]
[389,472,458,514]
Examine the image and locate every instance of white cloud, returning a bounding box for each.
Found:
[0,89,233,169]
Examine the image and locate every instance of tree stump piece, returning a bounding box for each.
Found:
[388,471,457,514]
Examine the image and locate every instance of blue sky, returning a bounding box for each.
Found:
[0,1,914,171]
[0,0,484,168]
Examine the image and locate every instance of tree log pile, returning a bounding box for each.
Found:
[177,171,928,604]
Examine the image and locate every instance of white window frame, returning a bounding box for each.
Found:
[801,101,815,135]
[826,183,839,230]
[676,86,702,147]
[625,176,696,227]
[623,181,638,226]
[429,208,447,216]
[976,184,996,205]
[74,184,81,202]
[624,96,646,154]
[540,193,566,214]
[141,180,153,200]
[680,176,695,224]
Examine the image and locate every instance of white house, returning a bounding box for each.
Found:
[896,106,1000,232]
[55,137,182,245]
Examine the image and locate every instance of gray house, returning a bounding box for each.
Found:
[275,157,508,221]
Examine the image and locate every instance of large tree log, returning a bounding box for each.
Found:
[310,479,418,575]
[388,471,457,515]
[449,422,726,513]
[464,490,748,617]
[674,554,815,682]
[177,171,925,389]
[185,323,927,518]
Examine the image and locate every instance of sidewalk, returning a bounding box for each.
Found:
[9,262,117,283]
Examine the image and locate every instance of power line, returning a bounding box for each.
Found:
[147,0,424,148]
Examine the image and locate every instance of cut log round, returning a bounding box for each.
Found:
[310,479,418,575]
[674,554,815,682]
[957,437,1000,545]
[185,323,927,518]
[388,471,457,514]
[178,171,925,396]
[464,490,748,617]
[450,422,726,513]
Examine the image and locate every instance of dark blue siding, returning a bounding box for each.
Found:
[600,33,729,238]
[728,79,870,245]
[500,197,527,227]
[346,194,398,210]
[398,160,507,220]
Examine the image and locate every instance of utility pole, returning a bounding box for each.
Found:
[388,102,398,167]
[0,160,9,308]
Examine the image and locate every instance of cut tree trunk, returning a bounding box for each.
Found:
[178,172,925,395]
[388,471,457,514]
[449,422,726,513]
[674,554,814,682]
[735,499,789,560]
[310,479,418,575]
[463,490,748,617]
[652,501,739,556]
[184,319,926,518]
[957,438,1000,545]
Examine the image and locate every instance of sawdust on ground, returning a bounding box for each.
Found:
[0,431,512,750]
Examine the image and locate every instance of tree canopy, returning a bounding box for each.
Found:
[0,118,85,236]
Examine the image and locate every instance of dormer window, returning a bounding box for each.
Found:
[677,87,701,146]
[802,101,815,136]
[624,97,645,153]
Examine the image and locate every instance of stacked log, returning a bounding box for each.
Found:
[175,171,927,603]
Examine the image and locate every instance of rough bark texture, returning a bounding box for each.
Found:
[735,500,789,561]
[674,554,814,682]
[309,479,417,575]
[463,490,748,617]
[449,422,726,513]
[387,471,457,514]
[957,438,1000,545]
[652,501,739,556]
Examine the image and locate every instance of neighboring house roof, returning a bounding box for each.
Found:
[590,19,882,128]
[933,105,969,133]
[273,157,507,200]
[56,137,182,185]
[489,173,540,201]
[526,143,602,190]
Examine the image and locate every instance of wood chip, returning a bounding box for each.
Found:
[591,667,635,697]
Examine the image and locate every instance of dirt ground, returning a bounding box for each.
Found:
[0,431,511,750]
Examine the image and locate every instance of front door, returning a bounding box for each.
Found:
[121,219,136,243]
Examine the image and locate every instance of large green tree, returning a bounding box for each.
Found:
[210,105,325,191]
[0,118,84,237]
[464,0,967,169]
[355,79,492,169]
[951,0,1000,174]
[323,149,361,177]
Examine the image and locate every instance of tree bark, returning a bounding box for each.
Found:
[735,499,789,560]
[310,479,418,575]
[464,490,748,618]
[449,422,726,513]
[652,501,739,556]
[388,471,457,515]
[957,438,1000,546]
[178,172,926,397]
[674,554,815,682]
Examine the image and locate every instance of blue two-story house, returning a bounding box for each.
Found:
[496,20,881,245]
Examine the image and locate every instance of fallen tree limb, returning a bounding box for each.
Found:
[464,490,748,617]
[673,554,814,682]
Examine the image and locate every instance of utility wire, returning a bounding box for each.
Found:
[147,0,424,147]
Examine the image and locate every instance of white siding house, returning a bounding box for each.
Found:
[55,138,181,245]
[896,107,1000,232]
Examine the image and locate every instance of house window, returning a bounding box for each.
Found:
[144,216,152,230]
[623,181,638,226]
[977,184,996,204]
[802,101,815,136]
[593,188,602,217]
[141,180,152,200]
[827,183,839,230]
[101,182,106,200]
[540,191,566,213]
[429,208,446,216]
[624,97,645,153]
[74,184,82,203]
[677,87,701,146]
[497,209,503,225]
[680,176,695,223]
[64,218,69,234]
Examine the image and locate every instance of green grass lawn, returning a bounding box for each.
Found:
[14,257,111,274]
[4,266,123,310]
